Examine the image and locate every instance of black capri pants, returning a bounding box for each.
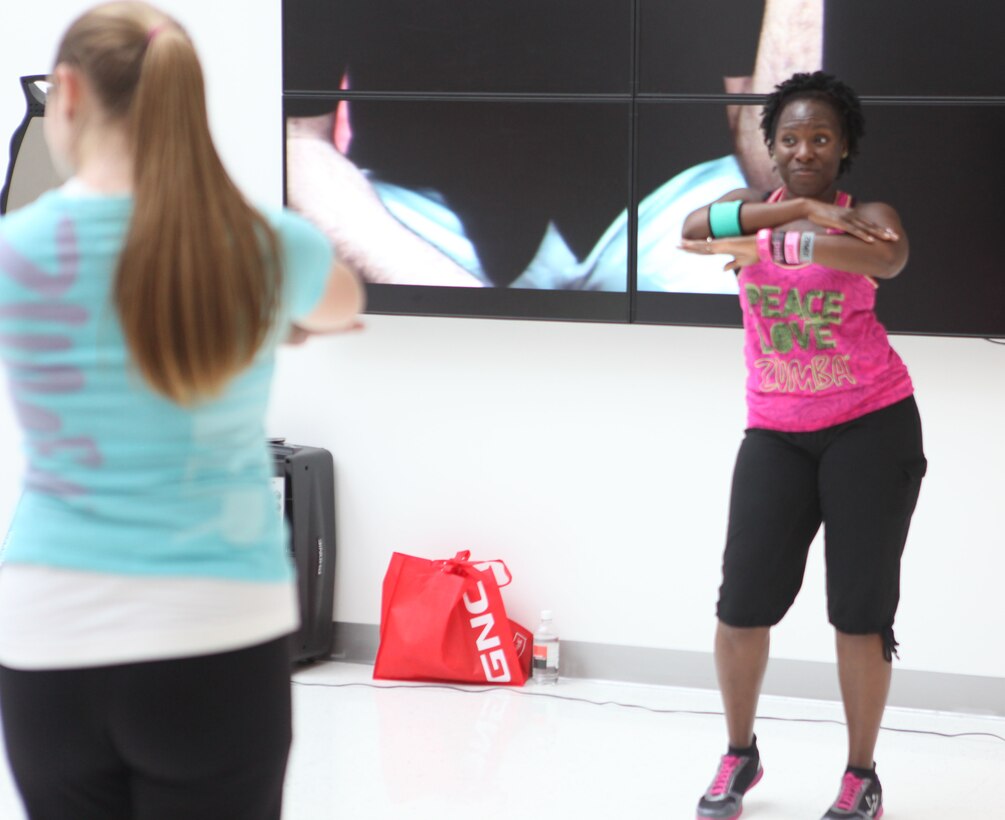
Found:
[0,636,292,820]
[717,396,926,660]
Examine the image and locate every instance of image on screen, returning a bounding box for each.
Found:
[635,101,749,298]
[639,1,1005,98]
[634,101,1005,336]
[285,97,633,315]
[283,0,1005,334]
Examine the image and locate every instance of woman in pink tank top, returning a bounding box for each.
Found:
[680,72,926,820]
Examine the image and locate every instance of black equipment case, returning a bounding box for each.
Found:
[269,440,336,664]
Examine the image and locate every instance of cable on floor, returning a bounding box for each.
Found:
[290,679,1005,745]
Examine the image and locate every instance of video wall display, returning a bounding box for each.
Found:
[283,0,1005,336]
[833,104,1005,336]
[638,0,1005,98]
[635,102,743,298]
[634,101,1005,336]
[822,2,1005,97]
[284,97,632,321]
[282,0,633,95]
[637,1,771,95]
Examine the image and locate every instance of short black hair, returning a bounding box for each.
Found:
[760,71,864,176]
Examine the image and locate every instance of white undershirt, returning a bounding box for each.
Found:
[0,564,299,670]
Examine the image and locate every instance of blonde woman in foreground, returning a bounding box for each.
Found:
[0,3,362,818]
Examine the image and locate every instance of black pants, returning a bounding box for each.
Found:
[717,396,927,659]
[0,636,292,820]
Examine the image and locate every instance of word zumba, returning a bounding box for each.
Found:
[754,354,857,394]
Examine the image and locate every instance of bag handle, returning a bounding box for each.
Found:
[437,550,512,588]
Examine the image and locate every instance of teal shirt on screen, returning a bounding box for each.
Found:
[0,186,331,581]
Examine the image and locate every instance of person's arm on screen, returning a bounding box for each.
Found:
[725,0,824,192]
[286,114,484,287]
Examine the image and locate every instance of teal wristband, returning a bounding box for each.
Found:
[708,200,744,238]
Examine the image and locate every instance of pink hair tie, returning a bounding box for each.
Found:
[146,23,167,44]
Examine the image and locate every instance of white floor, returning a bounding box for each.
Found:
[1,661,1002,819]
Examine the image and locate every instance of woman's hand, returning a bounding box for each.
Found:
[283,320,365,345]
[803,200,899,243]
[679,235,759,273]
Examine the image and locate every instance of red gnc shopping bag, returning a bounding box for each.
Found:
[373,551,531,686]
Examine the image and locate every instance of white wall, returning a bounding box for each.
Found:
[2,1,1003,683]
[272,318,1005,682]
[0,1,282,207]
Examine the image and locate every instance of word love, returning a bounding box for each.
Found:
[745,283,844,354]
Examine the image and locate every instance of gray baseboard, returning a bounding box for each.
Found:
[329,622,1004,717]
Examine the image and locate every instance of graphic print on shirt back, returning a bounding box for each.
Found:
[0,215,101,496]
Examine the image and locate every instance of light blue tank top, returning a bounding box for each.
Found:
[0,186,331,581]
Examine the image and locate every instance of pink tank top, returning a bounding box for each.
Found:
[738,189,914,432]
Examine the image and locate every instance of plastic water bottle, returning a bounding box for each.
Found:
[532,610,560,684]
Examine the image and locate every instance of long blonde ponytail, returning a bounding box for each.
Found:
[56,2,281,405]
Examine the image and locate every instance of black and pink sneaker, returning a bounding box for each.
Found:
[695,737,763,820]
[821,766,884,819]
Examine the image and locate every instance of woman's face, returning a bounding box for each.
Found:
[770,96,848,199]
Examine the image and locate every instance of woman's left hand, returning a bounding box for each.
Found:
[804,200,899,243]
[679,236,758,273]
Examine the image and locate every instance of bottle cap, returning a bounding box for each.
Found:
[541,609,553,621]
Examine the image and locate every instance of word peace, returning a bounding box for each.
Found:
[745,283,844,354]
